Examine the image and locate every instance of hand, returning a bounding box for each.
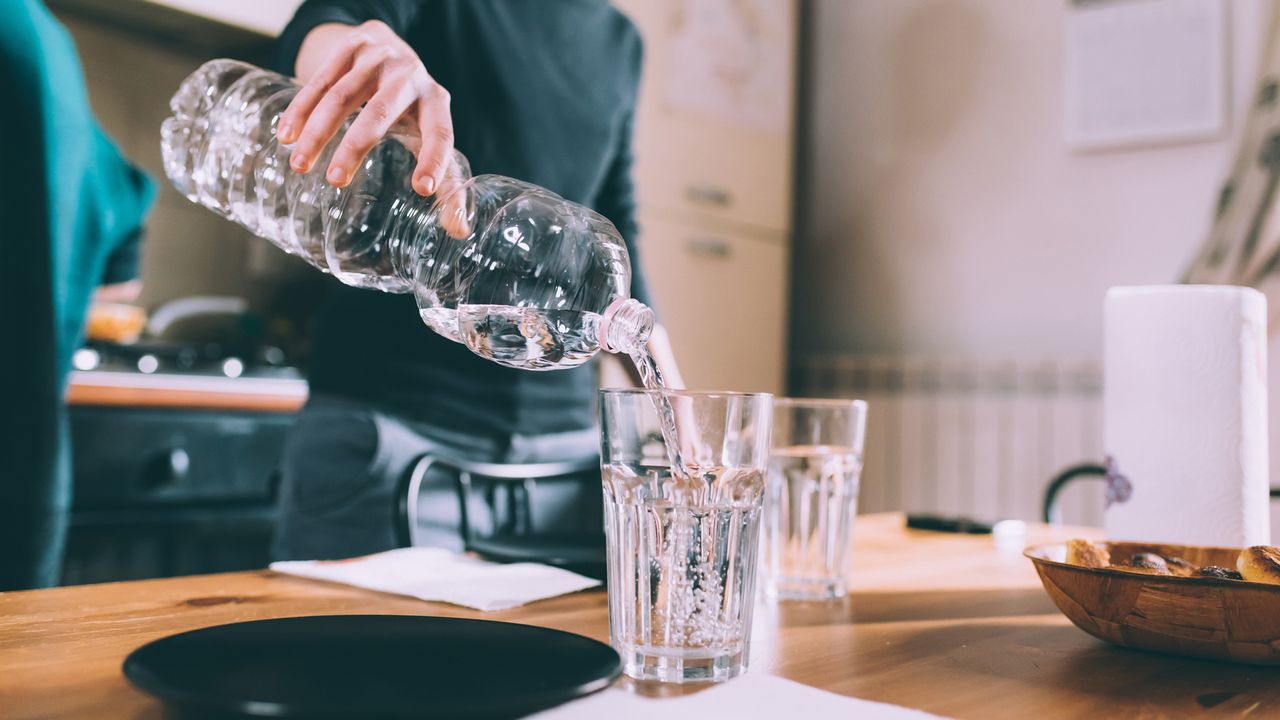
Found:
[276,20,454,197]
[94,279,142,304]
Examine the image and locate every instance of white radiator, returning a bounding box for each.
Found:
[793,355,1106,525]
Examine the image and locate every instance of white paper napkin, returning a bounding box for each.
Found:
[530,673,949,719]
[269,547,601,611]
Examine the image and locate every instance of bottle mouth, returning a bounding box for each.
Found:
[596,297,632,354]
[598,297,653,355]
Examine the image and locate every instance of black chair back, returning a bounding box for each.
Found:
[1043,461,1280,524]
[396,455,606,579]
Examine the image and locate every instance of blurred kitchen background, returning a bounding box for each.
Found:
[52,0,1277,583]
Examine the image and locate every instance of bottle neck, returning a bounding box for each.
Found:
[598,298,654,356]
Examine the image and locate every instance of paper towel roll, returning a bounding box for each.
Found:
[1104,285,1270,546]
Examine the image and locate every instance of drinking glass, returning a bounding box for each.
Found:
[599,389,773,683]
[762,398,868,600]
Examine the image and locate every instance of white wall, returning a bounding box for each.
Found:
[794,0,1272,359]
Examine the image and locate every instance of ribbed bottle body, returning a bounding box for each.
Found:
[161,59,655,369]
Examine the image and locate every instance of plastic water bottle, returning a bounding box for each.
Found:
[160,59,654,371]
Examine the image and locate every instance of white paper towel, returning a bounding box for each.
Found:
[529,673,949,719]
[270,547,600,611]
[1104,285,1270,546]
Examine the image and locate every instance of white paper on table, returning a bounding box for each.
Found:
[269,547,600,611]
[530,672,950,719]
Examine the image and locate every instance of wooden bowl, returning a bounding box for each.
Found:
[1025,541,1280,664]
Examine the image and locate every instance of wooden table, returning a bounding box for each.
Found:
[3,514,1278,719]
[66,370,308,413]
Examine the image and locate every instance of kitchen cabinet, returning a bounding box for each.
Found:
[612,0,798,394]
[639,214,789,394]
[62,404,294,586]
[614,0,798,236]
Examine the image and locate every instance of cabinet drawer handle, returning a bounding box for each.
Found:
[140,447,190,493]
[685,184,732,207]
[687,237,733,259]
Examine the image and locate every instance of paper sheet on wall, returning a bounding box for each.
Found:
[1064,0,1226,150]
[663,0,790,135]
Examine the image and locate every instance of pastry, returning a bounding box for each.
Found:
[1065,539,1110,568]
[1197,566,1243,580]
[1237,546,1280,585]
[1106,564,1163,575]
[1121,553,1171,575]
[1164,555,1196,577]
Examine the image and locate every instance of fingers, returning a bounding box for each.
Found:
[412,89,454,197]
[274,20,454,194]
[287,54,384,174]
[276,45,355,145]
[434,146,473,239]
[325,82,418,186]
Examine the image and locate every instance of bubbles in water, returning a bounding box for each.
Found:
[603,466,763,656]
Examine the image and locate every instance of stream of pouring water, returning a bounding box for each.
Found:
[628,348,688,477]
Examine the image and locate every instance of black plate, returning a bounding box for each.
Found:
[123,615,621,719]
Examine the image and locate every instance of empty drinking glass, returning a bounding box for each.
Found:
[762,398,868,600]
[599,390,773,683]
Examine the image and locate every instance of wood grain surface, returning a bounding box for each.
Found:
[65,377,306,413]
[4,515,1280,719]
[1028,541,1280,665]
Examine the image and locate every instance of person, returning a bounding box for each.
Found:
[271,0,682,560]
[0,0,155,589]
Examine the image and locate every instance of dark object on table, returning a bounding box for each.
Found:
[123,615,621,718]
[906,514,994,534]
[1199,565,1245,580]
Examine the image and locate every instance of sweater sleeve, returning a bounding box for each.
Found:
[592,30,654,313]
[95,126,155,284]
[594,110,655,313]
[274,0,423,75]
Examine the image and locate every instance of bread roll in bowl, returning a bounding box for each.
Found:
[1237,546,1280,585]
[1066,539,1109,568]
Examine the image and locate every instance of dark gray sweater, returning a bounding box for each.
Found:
[276,0,651,437]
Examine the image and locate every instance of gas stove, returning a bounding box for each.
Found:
[73,339,297,379]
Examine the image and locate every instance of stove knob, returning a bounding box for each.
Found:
[260,346,286,366]
[137,354,159,374]
[72,348,100,371]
